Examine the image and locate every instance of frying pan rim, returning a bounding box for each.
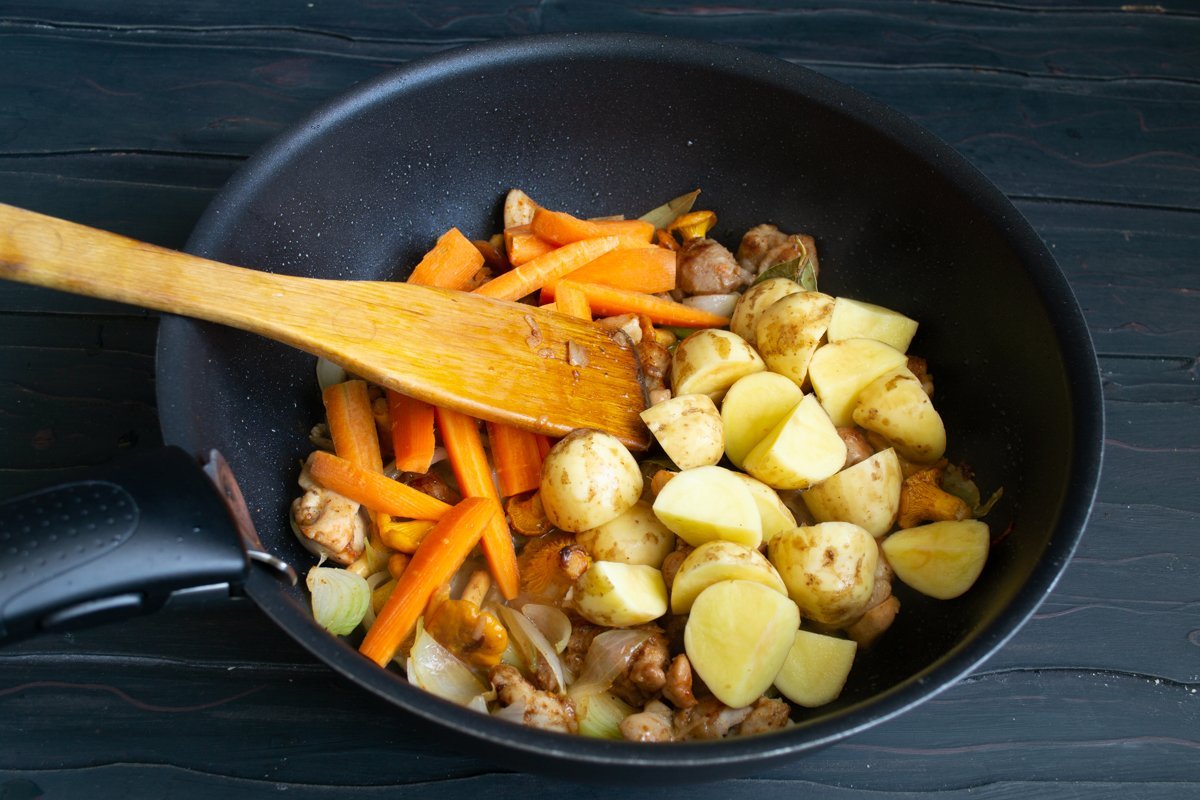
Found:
[160,32,1105,776]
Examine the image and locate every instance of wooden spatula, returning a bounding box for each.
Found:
[0,203,651,450]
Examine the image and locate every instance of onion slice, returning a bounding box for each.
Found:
[496,605,568,693]
[520,604,573,654]
[306,566,369,636]
[568,628,653,702]
[315,356,349,391]
[407,621,490,707]
[681,292,740,318]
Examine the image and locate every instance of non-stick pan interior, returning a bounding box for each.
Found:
[158,34,1102,778]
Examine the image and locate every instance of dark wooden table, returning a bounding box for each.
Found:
[1,3,1196,798]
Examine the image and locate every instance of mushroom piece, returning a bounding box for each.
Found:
[290,459,367,565]
[897,465,972,528]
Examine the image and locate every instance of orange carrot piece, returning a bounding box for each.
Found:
[407,227,485,288]
[387,390,437,473]
[472,235,623,302]
[359,496,499,666]
[565,281,730,328]
[534,434,553,460]
[531,207,654,246]
[553,279,592,320]
[542,246,677,299]
[504,225,557,267]
[323,380,383,474]
[434,406,520,599]
[307,450,451,521]
[485,420,546,497]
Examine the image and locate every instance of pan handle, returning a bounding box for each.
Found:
[0,447,251,644]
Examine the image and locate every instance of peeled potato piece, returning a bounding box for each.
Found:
[684,580,800,708]
[768,521,878,627]
[721,371,804,468]
[652,465,763,549]
[729,277,803,349]
[807,338,909,426]
[742,394,847,491]
[852,369,947,463]
[827,297,918,353]
[881,519,989,600]
[671,328,765,401]
[732,472,798,542]
[574,561,669,627]
[802,448,902,537]
[773,629,858,707]
[753,290,836,387]
[670,540,787,614]
[640,393,724,469]
[577,500,676,568]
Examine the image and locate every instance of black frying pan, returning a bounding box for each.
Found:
[0,34,1104,781]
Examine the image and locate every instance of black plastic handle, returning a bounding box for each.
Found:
[0,447,250,643]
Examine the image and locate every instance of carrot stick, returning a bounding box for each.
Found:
[553,279,592,320]
[504,225,557,267]
[387,390,437,473]
[485,420,546,497]
[531,208,654,246]
[407,227,485,288]
[307,450,452,521]
[561,281,731,328]
[472,235,623,302]
[359,496,499,666]
[542,246,677,298]
[323,380,383,474]
[434,406,520,599]
[534,434,553,460]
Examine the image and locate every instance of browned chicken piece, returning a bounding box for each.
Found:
[627,627,670,695]
[676,238,754,295]
[907,355,934,396]
[639,338,672,397]
[846,594,901,648]
[398,470,460,505]
[663,654,697,709]
[734,697,792,736]
[838,426,876,469]
[619,700,675,742]
[660,542,695,592]
[291,460,366,565]
[736,223,820,278]
[489,664,578,734]
[673,695,754,740]
[562,618,603,676]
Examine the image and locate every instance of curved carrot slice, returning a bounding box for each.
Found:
[485,420,546,497]
[388,390,436,474]
[504,225,556,267]
[359,496,499,666]
[307,450,451,521]
[407,227,484,288]
[565,281,729,327]
[553,280,592,321]
[323,380,383,474]
[543,246,677,298]
[434,406,521,599]
[473,235,622,302]
[531,208,654,246]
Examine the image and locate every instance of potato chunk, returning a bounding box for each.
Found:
[773,629,858,707]
[732,472,797,542]
[640,393,724,469]
[768,521,878,626]
[852,369,946,463]
[670,540,787,614]
[652,465,762,549]
[577,500,676,568]
[684,580,800,708]
[802,448,902,537]
[729,277,803,348]
[540,429,642,532]
[827,297,918,353]
[807,338,908,426]
[753,290,835,387]
[574,561,669,627]
[720,371,804,468]
[742,394,847,490]
[671,328,765,401]
[881,519,989,599]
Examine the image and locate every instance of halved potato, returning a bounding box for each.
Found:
[671,329,765,401]
[852,369,946,463]
[684,580,800,708]
[577,500,676,568]
[827,297,918,353]
[754,290,836,387]
[670,540,787,613]
[773,629,858,707]
[881,519,989,599]
[651,465,762,549]
[732,472,798,542]
[720,371,804,468]
[807,338,909,426]
[640,393,724,469]
[729,277,803,348]
[768,521,878,626]
[802,448,902,537]
[742,394,847,490]
[574,561,669,627]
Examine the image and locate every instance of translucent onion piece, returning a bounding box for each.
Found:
[577,690,635,740]
[520,604,573,654]
[359,570,394,631]
[682,293,740,318]
[496,605,567,693]
[568,628,653,702]
[315,356,349,391]
[492,697,528,725]
[407,622,490,707]
[306,566,370,636]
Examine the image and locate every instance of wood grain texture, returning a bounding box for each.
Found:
[0,0,1196,797]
